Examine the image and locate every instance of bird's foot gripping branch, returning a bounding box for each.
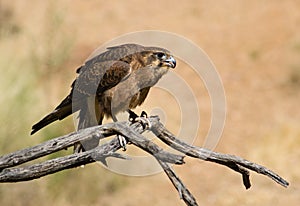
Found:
[0,116,289,206]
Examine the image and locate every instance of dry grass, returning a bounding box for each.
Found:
[0,0,299,205]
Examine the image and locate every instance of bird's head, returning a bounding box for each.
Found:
[137,47,176,70]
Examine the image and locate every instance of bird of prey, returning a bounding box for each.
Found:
[31,43,176,152]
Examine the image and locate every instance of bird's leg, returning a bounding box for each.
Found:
[112,115,127,151]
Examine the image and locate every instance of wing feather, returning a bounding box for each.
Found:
[73,60,132,98]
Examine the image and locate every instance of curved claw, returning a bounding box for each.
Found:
[127,109,139,122]
[135,116,151,130]
[140,111,148,118]
[127,110,150,129]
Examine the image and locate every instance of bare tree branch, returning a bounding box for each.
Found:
[0,115,289,206]
[158,160,198,206]
[0,120,184,182]
[149,117,289,188]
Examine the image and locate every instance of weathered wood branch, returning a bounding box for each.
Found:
[158,160,198,206]
[149,118,289,188]
[0,120,184,181]
[0,116,289,206]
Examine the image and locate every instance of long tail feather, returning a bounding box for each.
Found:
[31,95,73,135]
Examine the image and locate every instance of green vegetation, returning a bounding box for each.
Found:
[0,2,73,151]
[0,2,127,205]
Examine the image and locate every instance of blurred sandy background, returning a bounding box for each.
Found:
[0,0,299,205]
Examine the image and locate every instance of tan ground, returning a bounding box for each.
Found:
[0,0,299,205]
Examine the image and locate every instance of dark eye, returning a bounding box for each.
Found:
[156,52,166,59]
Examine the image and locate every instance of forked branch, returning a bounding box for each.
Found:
[0,116,289,206]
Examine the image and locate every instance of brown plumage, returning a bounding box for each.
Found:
[31,43,176,152]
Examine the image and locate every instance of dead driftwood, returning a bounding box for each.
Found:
[0,116,289,206]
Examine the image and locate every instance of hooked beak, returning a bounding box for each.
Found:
[164,56,176,68]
